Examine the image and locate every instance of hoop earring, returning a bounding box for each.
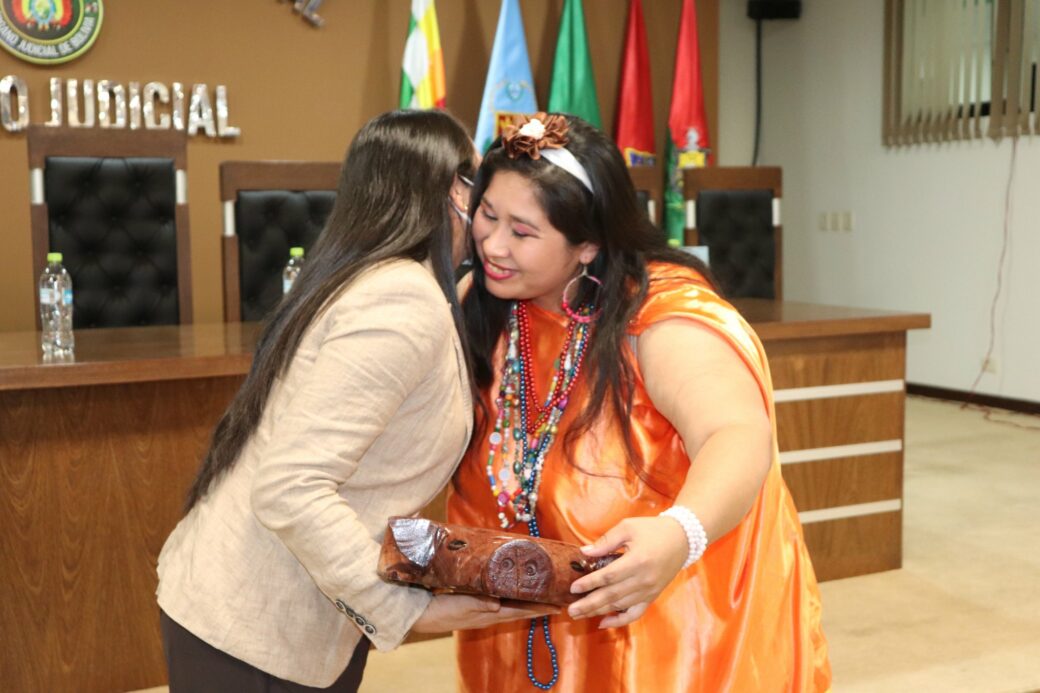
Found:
[561,264,602,324]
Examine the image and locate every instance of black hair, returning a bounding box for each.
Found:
[186,109,476,511]
[461,114,716,488]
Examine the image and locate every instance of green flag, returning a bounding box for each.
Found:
[547,0,601,127]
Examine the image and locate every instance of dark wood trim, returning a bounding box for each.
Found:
[0,323,260,392]
[26,126,188,168]
[222,235,242,324]
[627,165,663,226]
[907,383,1040,415]
[683,166,783,198]
[219,160,340,201]
[733,298,931,341]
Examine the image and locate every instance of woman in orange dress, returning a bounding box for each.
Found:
[449,113,831,692]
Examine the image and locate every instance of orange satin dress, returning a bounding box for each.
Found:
[448,262,831,692]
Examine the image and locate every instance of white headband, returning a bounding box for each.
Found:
[514,117,594,194]
[541,147,594,193]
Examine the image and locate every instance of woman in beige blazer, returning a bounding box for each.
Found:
[156,110,553,692]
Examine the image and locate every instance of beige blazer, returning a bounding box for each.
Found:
[157,259,472,687]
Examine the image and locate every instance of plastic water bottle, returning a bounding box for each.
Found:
[39,252,74,357]
[282,246,305,295]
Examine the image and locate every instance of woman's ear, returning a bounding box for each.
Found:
[452,179,470,211]
[578,243,600,266]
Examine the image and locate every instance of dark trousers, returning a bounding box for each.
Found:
[161,610,370,693]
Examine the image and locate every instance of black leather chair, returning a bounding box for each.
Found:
[28,127,192,328]
[219,161,340,322]
[683,167,783,299]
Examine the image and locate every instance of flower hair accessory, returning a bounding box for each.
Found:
[502,112,594,193]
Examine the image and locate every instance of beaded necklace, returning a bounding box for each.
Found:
[484,299,593,690]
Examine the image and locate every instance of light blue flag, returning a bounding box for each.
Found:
[474,0,537,153]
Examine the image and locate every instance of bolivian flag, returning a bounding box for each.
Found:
[399,0,447,110]
[11,0,74,31]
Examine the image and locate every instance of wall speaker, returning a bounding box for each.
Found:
[747,0,802,20]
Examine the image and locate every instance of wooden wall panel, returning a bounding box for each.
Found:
[801,512,903,582]
[775,392,905,451]
[0,376,242,692]
[781,453,903,512]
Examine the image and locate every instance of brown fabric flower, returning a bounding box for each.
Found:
[501,112,569,160]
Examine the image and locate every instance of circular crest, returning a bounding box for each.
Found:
[0,0,104,65]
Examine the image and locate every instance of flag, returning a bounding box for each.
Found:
[663,0,712,244]
[547,0,602,128]
[614,0,655,166]
[399,0,446,109]
[474,0,537,152]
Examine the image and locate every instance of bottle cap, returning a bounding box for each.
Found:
[47,252,63,263]
[289,247,304,258]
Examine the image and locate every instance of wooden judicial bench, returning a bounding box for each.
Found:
[0,303,929,692]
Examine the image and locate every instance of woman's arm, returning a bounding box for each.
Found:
[567,317,773,627]
[250,267,453,650]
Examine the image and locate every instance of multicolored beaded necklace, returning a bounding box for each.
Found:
[485,299,593,690]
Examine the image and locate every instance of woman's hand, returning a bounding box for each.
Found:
[411,593,559,634]
[566,516,689,628]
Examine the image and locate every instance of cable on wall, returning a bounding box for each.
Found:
[960,137,1040,430]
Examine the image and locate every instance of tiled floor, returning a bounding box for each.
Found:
[136,397,1040,692]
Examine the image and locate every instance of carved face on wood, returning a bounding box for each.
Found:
[482,539,552,600]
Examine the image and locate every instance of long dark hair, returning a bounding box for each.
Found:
[462,114,715,488]
[185,110,476,511]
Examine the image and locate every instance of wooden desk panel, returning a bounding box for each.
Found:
[780,453,904,512]
[0,376,243,692]
[766,333,908,388]
[775,392,906,450]
[759,326,925,581]
[801,512,903,582]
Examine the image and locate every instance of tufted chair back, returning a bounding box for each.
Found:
[219,161,340,323]
[28,127,192,328]
[627,165,663,228]
[682,167,783,300]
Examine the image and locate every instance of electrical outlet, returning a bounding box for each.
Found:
[840,211,854,231]
[829,211,841,231]
[982,357,998,374]
[818,213,828,231]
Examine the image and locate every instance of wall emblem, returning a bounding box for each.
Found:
[0,1,104,65]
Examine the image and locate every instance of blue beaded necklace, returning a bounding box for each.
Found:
[485,300,593,689]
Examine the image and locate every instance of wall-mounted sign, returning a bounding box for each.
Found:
[0,0,104,65]
[0,76,240,138]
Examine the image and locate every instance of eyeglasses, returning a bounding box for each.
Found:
[458,174,474,188]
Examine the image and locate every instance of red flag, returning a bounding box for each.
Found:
[663,0,712,241]
[614,0,655,167]
[668,0,711,160]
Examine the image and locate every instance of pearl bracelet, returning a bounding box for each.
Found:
[660,505,709,569]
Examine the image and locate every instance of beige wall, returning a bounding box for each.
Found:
[719,1,1040,402]
[0,0,718,330]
